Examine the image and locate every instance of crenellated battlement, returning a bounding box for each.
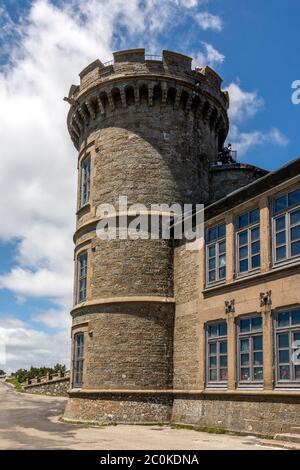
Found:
[65,49,229,150]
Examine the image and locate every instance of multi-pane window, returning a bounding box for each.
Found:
[77,251,88,303]
[236,208,260,274]
[237,315,263,384]
[80,156,91,207]
[275,309,300,385]
[206,223,226,284]
[272,187,300,263]
[206,321,228,384]
[73,333,84,388]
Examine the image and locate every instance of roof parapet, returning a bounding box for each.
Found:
[162,50,192,72]
[113,48,145,63]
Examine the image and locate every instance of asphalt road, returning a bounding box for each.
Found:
[0,380,278,450]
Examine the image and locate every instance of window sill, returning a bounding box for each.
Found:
[205,384,227,390]
[76,202,91,217]
[235,268,261,280]
[205,280,226,289]
[237,383,264,390]
[203,259,300,294]
[272,256,300,271]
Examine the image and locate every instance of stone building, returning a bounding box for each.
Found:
[63,49,300,435]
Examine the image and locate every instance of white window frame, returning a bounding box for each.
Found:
[272,188,300,265]
[236,208,260,276]
[77,251,88,303]
[206,321,228,387]
[80,155,91,207]
[237,315,263,387]
[206,223,226,285]
[73,332,84,388]
[274,308,300,388]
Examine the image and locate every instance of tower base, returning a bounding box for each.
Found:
[64,391,173,424]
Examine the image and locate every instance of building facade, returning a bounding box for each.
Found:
[63,49,300,435]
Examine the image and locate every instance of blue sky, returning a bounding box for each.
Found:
[0,0,299,371]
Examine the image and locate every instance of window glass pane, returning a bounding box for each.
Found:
[251,227,260,241]
[220,369,228,381]
[288,189,300,207]
[239,246,248,259]
[294,332,300,342]
[209,271,216,282]
[251,241,260,255]
[251,254,260,269]
[278,333,289,348]
[238,213,249,228]
[291,226,300,241]
[238,231,248,245]
[253,335,263,350]
[241,368,250,381]
[279,365,290,380]
[219,254,226,267]
[209,369,217,381]
[220,356,227,367]
[219,322,227,336]
[292,310,300,325]
[220,341,227,354]
[209,343,217,354]
[240,319,251,333]
[209,324,218,337]
[251,317,262,331]
[241,354,249,366]
[254,352,263,365]
[291,241,300,257]
[219,241,226,254]
[295,365,300,380]
[276,231,286,246]
[239,259,248,272]
[276,246,286,261]
[291,210,300,226]
[219,266,226,279]
[208,227,218,242]
[208,245,216,257]
[274,195,287,213]
[209,258,216,270]
[250,208,260,224]
[218,224,226,238]
[276,216,286,232]
[240,338,249,352]
[253,367,263,380]
[209,356,217,367]
[279,350,290,364]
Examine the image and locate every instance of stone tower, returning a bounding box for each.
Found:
[64,49,230,423]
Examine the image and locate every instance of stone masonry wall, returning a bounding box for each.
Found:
[64,393,173,424]
[72,302,174,390]
[172,394,300,436]
[173,243,202,390]
[23,377,70,397]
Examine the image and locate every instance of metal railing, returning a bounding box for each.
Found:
[102,59,114,67]
[145,54,162,61]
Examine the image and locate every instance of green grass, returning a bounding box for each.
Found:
[5,378,25,393]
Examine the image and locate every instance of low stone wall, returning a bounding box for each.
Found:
[171,393,300,437]
[23,372,70,397]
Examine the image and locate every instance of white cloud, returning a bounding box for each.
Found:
[225,82,264,122]
[225,83,288,157]
[194,42,225,67]
[195,11,222,31]
[0,317,70,372]
[229,124,289,157]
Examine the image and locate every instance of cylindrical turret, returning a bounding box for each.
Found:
[64,49,229,424]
